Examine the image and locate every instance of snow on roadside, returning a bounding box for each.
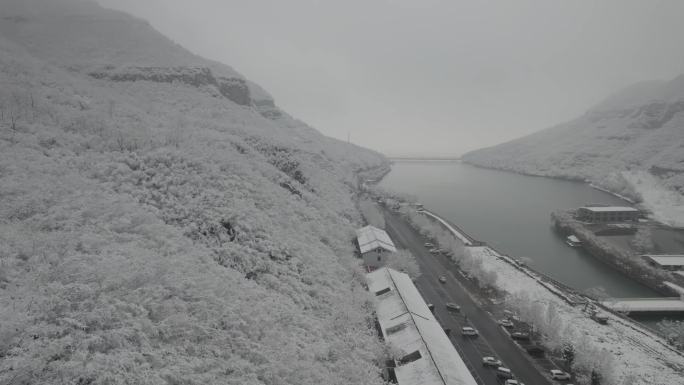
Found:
[469,246,684,385]
[622,171,684,228]
[421,210,473,246]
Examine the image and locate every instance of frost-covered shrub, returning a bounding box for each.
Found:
[0,8,389,383]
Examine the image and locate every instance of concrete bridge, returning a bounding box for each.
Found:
[602,297,684,313]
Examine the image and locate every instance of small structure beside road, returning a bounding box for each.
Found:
[356,225,397,270]
[366,267,478,385]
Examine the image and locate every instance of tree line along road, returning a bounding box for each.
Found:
[383,209,554,385]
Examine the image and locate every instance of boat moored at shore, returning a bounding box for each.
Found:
[565,234,582,247]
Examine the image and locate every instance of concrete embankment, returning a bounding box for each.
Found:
[417,208,683,350]
[550,210,680,296]
[420,210,474,246]
[420,208,588,305]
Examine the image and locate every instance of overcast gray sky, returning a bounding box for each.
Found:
[98,0,684,157]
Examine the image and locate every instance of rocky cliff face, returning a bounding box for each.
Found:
[89,66,252,106]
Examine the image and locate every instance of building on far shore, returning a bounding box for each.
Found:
[356,225,396,270]
[642,255,684,271]
[576,206,639,223]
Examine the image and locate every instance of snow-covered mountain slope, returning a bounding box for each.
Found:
[0,0,389,383]
[462,75,684,226]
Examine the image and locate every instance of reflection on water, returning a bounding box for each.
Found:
[380,160,684,328]
[379,160,660,297]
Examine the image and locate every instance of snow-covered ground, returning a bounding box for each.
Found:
[468,245,684,385]
[622,171,684,228]
[0,1,389,383]
[462,74,684,224]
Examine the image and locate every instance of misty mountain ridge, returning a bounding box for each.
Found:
[0,0,389,383]
[463,74,684,226]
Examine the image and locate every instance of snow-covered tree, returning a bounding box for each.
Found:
[631,226,654,253]
[657,319,684,348]
[384,250,421,279]
[0,1,391,383]
[562,342,576,370]
[359,199,385,229]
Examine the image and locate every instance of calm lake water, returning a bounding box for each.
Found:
[379,160,661,298]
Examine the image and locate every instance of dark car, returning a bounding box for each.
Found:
[526,345,545,357]
[511,332,530,341]
[498,319,514,328]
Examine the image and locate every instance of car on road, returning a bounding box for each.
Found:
[482,356,502,367]
[498,319,514,328]
[504,380,522,385]
[438,276,447,283]
[511,331,530,341]
[429,248,443,254]
[550,369,571,380]
[445,302,460,312]
[427,303,435,313]
[503,310,521,321]
[461,326,478,336]
[424,242,434,248]
[526,345,545,357]
[496,367,513,379]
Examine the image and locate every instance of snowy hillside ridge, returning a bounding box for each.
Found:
[89,66,252,106]
[462,74,684,225]
[467,247,684,385]
[0,1,389,383]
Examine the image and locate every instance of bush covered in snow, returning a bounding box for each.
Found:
[0,1,389,384]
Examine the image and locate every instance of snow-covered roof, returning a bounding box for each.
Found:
[567,235,580,243]
[356,225,397,254]
[643,255,684,267]
[579,206,639,212]
[366,268,477,385]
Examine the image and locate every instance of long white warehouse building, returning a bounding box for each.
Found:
[366,267,478,385]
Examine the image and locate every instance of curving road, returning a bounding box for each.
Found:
[384,210,554,385]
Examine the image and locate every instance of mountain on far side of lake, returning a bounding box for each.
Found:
[462,75,684,226]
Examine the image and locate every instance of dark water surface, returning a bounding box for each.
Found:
[379,160,661,298]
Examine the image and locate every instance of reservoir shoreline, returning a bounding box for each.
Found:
[377,160,663,298]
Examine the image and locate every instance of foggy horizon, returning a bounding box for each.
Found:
[96,0,684,157]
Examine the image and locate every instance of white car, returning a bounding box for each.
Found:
[445,302,460,312]
[429,248,442,254]
[550,369,571,380]
[505,380,521,385]
[438,276,447,283]
[461,326,478,336]
[424,242,434,248]
[482,356,502,367]
[496,367,513,379]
